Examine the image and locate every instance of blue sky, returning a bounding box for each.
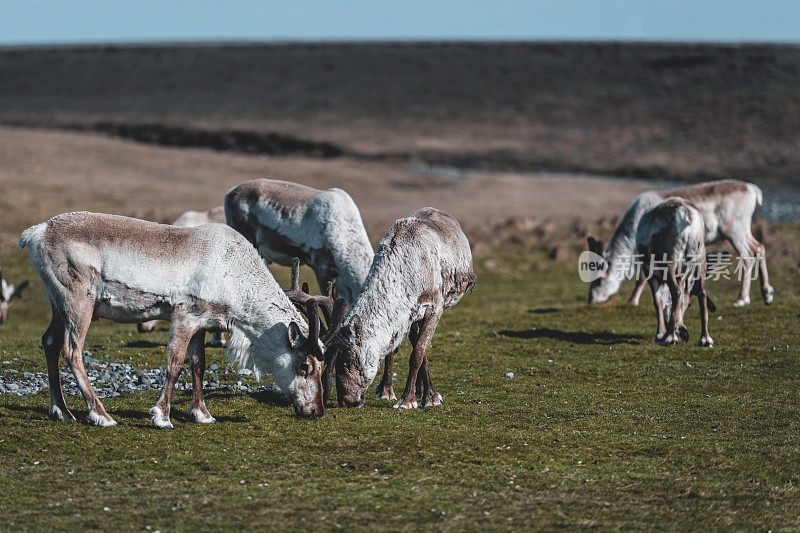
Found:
[1,0,799,45]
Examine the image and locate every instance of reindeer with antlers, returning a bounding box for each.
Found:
[20,212,344,427]
[0,266,29,326]
[225,179,406,402]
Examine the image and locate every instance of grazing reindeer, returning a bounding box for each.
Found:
[636,198,715,347]
[327,208,476,409]
[137,206,226,340]
[20,212,332,427]
[224,179,374,305]
[226,179,409,402]
[0,266,29,325]
[588,180,772,307]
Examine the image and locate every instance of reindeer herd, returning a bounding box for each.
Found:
[2,177,772,427]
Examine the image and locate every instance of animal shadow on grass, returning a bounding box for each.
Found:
[527,307,559,314]
[499,328,642,345]
[126,340,163,349]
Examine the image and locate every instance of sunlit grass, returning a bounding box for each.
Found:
[1,237,799,530]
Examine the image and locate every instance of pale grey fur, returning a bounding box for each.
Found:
[20,212,323,426]
[224,180,374,305]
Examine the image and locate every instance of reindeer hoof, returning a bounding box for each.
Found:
[763,286,774,305]
[149,406,174,429]
[421,392,443,407]
[187,407,217,423]
[393,399,418,410]
[654,333,666,343]
[49,404,76,422]
[677,325,690,343]
[698,336,714,347]
[660,334,678,346]
[377,390,397,401]
[732,298,750,307]
[88,409,117,427]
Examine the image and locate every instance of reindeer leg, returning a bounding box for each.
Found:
[42,309,74,422]
[418,355,443,407]
[628,270,647,305]
[187,331,216,423]
[749,236,773,305]
[395,306,443,410]
[376,347,398,401]
[661,265,683,345]
[61,299,116,427]
[150,319,195,429]
[649,279,667,343]
[209,331,226,347]
[693,267,714,347]
[730,235,754,307]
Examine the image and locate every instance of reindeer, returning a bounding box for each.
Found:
[19,212,340,427]
[636,198,715,347]
[326,208,476,409]
[0,266,29,326]
[137,206,226,342]
[587,180,772,307]
[224,179,374,306]
[225,179,407,401]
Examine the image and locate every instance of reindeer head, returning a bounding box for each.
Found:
[0,268,29,326]
[586,236,615,304]
[280,299,327,419]
[330,313,371,407]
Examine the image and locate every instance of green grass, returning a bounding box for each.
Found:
[1,243,799,531]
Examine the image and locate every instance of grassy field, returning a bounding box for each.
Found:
[1,238,799,530]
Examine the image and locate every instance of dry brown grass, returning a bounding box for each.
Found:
[0,125,649,250]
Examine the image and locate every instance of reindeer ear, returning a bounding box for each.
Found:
[288,321,304,349]
[349,314,362,341]
[11,280,29,300]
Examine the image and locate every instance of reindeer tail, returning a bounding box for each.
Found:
[19,222,46,251]
[748,183,763,207]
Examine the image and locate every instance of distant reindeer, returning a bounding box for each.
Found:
[137,206,225,340]
[636,197,715,347]
[327,208,476,409]
[20,212,337,427]
[587,180,772,307]
[0,266,29,326]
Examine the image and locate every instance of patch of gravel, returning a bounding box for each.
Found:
[0,352,276,398]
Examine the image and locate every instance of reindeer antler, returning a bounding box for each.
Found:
[284,258,335,327]
[304,299,324,361]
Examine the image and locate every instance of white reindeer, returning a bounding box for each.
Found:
[225,179,408,402]
[327,208,476,409]
[0,266,29,325]
[19,212,333,428]
[636,198,715,347]
[588,180,772,307]
[137,206,225,340]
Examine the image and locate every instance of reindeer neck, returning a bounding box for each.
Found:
[604,192,662,280]
[348,269,418,382]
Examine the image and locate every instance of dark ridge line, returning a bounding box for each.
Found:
[2,120,345,159]
[0,119,755,185]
